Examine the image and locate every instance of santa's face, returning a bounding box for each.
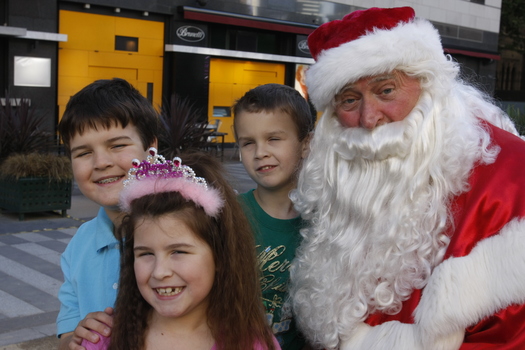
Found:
[333,71,422,129]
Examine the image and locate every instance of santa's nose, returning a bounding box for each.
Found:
[360,100,383,129]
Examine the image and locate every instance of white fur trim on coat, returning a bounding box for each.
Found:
[339,218,525,350]
[340,321,464,350]
[305,18,446,111]
[415,217,525,340]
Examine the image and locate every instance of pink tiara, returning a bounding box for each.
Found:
[119,148,224,217]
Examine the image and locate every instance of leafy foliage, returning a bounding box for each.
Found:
[0,98,55,161]
[499,0,525,54]
[506,105,525,135]
[0,98,70,179]
[0,153,72,180]
[158,94,211,159]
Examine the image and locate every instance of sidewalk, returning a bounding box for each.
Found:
[0,188,98,349]
[0,152,255,348]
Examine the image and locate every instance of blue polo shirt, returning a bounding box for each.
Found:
[56,208,120,336]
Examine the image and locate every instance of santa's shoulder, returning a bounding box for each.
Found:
[485,122,525,165]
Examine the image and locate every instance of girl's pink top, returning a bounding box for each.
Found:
[82,333,282,350]
[210,335,282,350]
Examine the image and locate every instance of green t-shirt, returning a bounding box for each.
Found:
[238,190,306,350]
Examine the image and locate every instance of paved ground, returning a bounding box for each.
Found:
[0,150,255,348]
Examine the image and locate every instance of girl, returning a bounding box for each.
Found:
[82,149,279,350]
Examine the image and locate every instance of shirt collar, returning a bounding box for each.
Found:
[94,207,119,252]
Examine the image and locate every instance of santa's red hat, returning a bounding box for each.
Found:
[305,7,447,111]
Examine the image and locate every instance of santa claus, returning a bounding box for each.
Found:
[289,7,525,350]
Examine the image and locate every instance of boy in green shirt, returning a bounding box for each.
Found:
[233,84,314,350]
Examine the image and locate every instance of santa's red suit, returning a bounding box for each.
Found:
[363,122,525,349]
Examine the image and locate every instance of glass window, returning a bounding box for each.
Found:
[115,36,138,52]
[14,56,51,87]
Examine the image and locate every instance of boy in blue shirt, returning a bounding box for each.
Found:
[56,78,158,349]
[233,84,315,350]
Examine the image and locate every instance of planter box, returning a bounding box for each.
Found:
[0,177,72,220]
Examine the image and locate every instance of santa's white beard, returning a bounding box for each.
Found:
[289,91,497,349]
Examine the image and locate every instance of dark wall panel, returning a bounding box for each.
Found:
[167,52,209,122]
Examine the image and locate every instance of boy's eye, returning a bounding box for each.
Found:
[74,151,91,158]
[241,141,253,147]
[111,144,127,149]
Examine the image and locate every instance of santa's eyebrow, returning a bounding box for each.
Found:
[368,74,396,84]
[337,74,397,96]
[336,84,357,97]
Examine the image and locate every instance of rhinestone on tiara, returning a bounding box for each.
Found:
[123,147,208,189]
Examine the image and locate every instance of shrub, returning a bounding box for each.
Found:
[0,98,55,161]
[506,105,525,135]
[0,153,72,180]
[158,94,211,159]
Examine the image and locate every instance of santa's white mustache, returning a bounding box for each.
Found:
[333,108,422,161]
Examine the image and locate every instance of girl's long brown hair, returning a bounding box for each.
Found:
[110,151,275,350]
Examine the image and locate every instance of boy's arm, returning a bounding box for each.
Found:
[58,308,114,350]
[57,244,114,349]
[57,244,82,336]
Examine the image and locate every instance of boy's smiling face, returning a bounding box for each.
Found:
[236,110,309,193]
[69,123,156,220]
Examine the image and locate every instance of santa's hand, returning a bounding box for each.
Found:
[339,321,464,350]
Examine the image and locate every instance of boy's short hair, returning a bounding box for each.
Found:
[232,83,315,141]
[59,78,159,154]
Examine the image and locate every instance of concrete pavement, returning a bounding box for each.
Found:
[0,153,255,349]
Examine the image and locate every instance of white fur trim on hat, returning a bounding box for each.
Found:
[305,18,446,111]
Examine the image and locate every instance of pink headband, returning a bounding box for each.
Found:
[119,148,224,218]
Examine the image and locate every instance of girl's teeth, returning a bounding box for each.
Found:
[156,287,183,296]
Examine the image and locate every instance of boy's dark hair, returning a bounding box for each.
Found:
[232,83,314,141]
[58,78,159,154]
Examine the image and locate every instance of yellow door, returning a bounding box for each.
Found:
[58,10,164,121]
[209,58,285,143]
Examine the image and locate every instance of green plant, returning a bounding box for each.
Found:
[0,98,72,219]
[0,97,55,161]
[158,94,211,159]
[505,105,525,135]
[499,0,525,54]
[0,153,72,180]
[0,97,70,180]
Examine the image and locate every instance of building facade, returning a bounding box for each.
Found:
[0,0,503,141]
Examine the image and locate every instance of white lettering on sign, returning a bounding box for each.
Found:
[176,26,205,42]
[298,39,310,55]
